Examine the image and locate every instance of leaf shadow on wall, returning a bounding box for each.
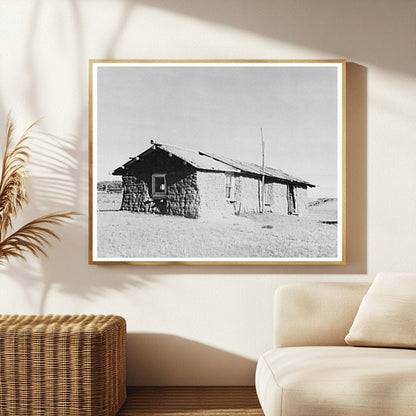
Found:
[0,0,161,314]
[0,128,157,314]
[126,333,257,386]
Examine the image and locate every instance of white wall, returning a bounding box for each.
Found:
[0,0,415,385]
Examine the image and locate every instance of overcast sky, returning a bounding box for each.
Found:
[95,63,341,198]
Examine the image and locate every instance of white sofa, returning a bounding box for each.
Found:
[255,282,416,416]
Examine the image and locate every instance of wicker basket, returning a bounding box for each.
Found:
[0,314,126,416]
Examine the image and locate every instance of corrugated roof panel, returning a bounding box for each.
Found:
[201,152,315,187]
[159,144,239,172]
[113,142,315,187]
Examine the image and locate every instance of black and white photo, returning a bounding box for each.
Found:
[89,60,345,264]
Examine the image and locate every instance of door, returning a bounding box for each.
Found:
[287,184,297,215]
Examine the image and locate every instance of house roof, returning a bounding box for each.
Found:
[151,144,240,173]
[113,141,315,187]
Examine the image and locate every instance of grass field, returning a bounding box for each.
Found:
[96,192,338,259]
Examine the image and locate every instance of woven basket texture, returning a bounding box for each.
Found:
[0,314,126,416]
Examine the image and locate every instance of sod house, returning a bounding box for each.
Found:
[113,141,315,219]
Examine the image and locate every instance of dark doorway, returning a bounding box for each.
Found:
[287,184,297,215]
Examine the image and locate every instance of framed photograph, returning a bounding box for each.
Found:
[89,60,346,265]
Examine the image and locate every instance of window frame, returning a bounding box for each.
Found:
[225,173,235,200]
[152,173,167,198]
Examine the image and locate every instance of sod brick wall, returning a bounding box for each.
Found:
[166,171,200,218]
[295,186,309,216]
[119,170,310,219]
[120,175,151,212]
[233,175,261,214]
[197,171,233,217]
[265,182,288,215]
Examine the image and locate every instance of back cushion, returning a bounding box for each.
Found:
[274,282,370,348]
[346,272,416,348]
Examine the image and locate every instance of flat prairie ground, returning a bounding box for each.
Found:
[96,192,338,259]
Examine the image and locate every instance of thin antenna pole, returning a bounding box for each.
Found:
[261,128,265,214]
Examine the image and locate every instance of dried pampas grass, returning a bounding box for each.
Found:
[0,116,78,264]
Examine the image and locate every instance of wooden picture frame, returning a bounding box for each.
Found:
[89,60,346,265]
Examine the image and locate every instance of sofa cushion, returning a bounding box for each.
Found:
[345,272,416,348]
[274,283,370,348]
[256,346,416,416]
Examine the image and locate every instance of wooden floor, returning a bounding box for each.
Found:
[117,386,264,416]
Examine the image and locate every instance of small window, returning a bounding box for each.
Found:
[152,174,167,198]
[225,174,235,200]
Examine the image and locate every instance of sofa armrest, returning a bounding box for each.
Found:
[274,282,370,348]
